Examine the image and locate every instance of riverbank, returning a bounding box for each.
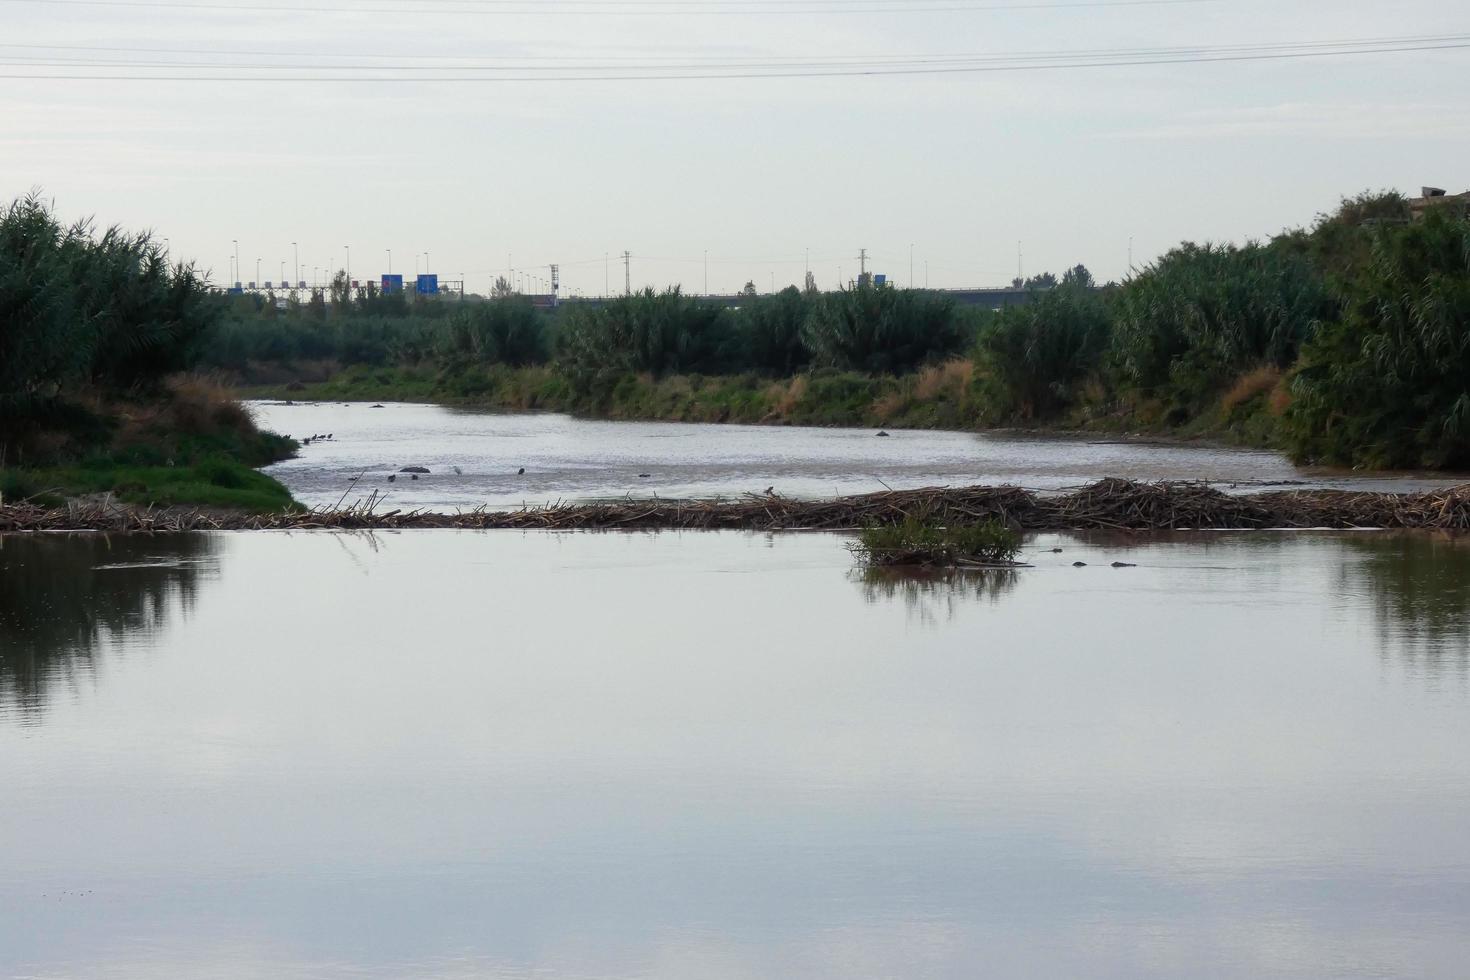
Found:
[0,378,300,512]
[6,480,1469,533]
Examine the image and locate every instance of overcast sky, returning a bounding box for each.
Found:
[4,0,1469,296]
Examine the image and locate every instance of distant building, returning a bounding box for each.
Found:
[1409,186,1470,220]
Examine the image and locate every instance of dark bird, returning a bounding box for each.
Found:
[518,467,525,475]
[876,430,890,437]
[638,473,651,479]
[765,486,775,495]
[411,474,419,481]
[387,475,396,483]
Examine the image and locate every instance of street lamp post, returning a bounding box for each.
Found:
[233,239,239,285]
[386,250,392,275]
[292,242,298,285]
[910,243,914,288]
[255,258,260,287]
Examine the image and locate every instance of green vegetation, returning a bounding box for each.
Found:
[1,194,297,509]
[1287,207,1470,468]
[850,517,1022,568]
[217,189,1470,471]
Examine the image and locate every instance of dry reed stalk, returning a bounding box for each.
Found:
[4,480,1470,534]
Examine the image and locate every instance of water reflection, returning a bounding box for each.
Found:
[1339,532,1470,679]
[0,534,217,716]
[3,529,1470,978]
[854,566,1019,624]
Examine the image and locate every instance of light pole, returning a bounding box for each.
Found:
[280,260,285,286]
[704,250,708,296]
[345,245,351,289]
[233,240,239,285]
[292,242,298,285]
[386,249,392,275]
[255,257,260,287]
[910,243,914,288]
[424,250,429,273]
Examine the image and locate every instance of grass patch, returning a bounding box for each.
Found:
[2,456,297,513]
[850,516,1021,568]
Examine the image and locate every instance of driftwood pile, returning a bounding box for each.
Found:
[3,479,1470,534]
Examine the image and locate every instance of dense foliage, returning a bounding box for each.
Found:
[1288,208,1470,469]
[1,194,216,446]
[976,282,1111,419]
[1110,241,1333,416]
[803,282,963,373]
[13,184,1459,474]
[438,296,547,367]
[556,287,736,387]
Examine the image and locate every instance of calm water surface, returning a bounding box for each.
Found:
[249,401,1467,511]
[3,530,1469,978]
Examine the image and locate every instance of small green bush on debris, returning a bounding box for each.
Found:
[849,516,1021,567]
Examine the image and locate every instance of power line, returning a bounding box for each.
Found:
[2,35,1465,79]
[2,0,1228,14]
[5,35,1460,71]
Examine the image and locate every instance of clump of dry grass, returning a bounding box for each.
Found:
[871,391,906,422]
[1220,366,1283,415]
[914,358,975,401]
[1268,377,1293,416]
[160,375,256,435]
[768,375,808,417]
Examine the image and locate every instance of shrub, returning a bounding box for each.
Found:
[556,287,736,391]
[803,283,963,374]
[977,285,1111,419]
[1287,208,1470,468]
[1110,241,1332,413]
[440,297,547,366]
[850,516,1021,567]
[736,286,811,374]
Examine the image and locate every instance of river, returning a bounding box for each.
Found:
[2,528,1468,978]
[249,401,1466,512]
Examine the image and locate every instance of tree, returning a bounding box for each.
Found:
[1061,264,1094,289]
[491,275,515,299]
